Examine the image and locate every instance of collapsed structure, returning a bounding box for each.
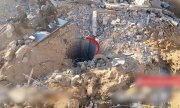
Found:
[0,0,180,107]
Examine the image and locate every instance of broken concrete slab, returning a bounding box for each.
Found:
[33,31,50,42]
[92,11,97,36]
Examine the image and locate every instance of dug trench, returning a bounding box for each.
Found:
[0,24,96,84]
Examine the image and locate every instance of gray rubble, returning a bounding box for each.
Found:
[0,0,179,108]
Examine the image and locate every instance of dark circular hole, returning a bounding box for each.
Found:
[66,38,96,62]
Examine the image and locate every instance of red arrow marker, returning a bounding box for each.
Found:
[85,37,100,55]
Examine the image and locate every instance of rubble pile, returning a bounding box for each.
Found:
[0,24,81,83]
[0,66,133,108]
[97,7,180,73]
[0,0,180,107]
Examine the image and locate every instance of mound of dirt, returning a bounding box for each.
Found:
[0,24,80,83]
[0,0,180,107]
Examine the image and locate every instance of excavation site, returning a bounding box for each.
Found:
[0,0,180,108]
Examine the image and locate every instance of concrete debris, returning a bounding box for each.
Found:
[104,2,129,10]
[131,102,143,108]
[4,50,14,61]
[71,75,80,85]
[0,0,180,107]
[5,24,14,38]
[15,45,29,61]
[46,73,71,87]
[7,41,17,50]
[33,31,50,42]
[57,18,68,27]
[170,19,179,26]
[4,41,17,61]
[135,0,168,9]
[111,57,125,66]
[92,11,97,36]
[135,0,150,6]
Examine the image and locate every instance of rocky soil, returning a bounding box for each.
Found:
[0,0,180,108]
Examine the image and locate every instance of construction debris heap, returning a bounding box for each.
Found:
[0,0,180,107]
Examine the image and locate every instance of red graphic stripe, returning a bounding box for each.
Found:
[137,76,180,87]
[86,37,100,55]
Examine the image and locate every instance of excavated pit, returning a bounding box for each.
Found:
[66,38,96,62]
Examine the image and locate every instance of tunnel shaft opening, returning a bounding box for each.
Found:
[66,38,97,63]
